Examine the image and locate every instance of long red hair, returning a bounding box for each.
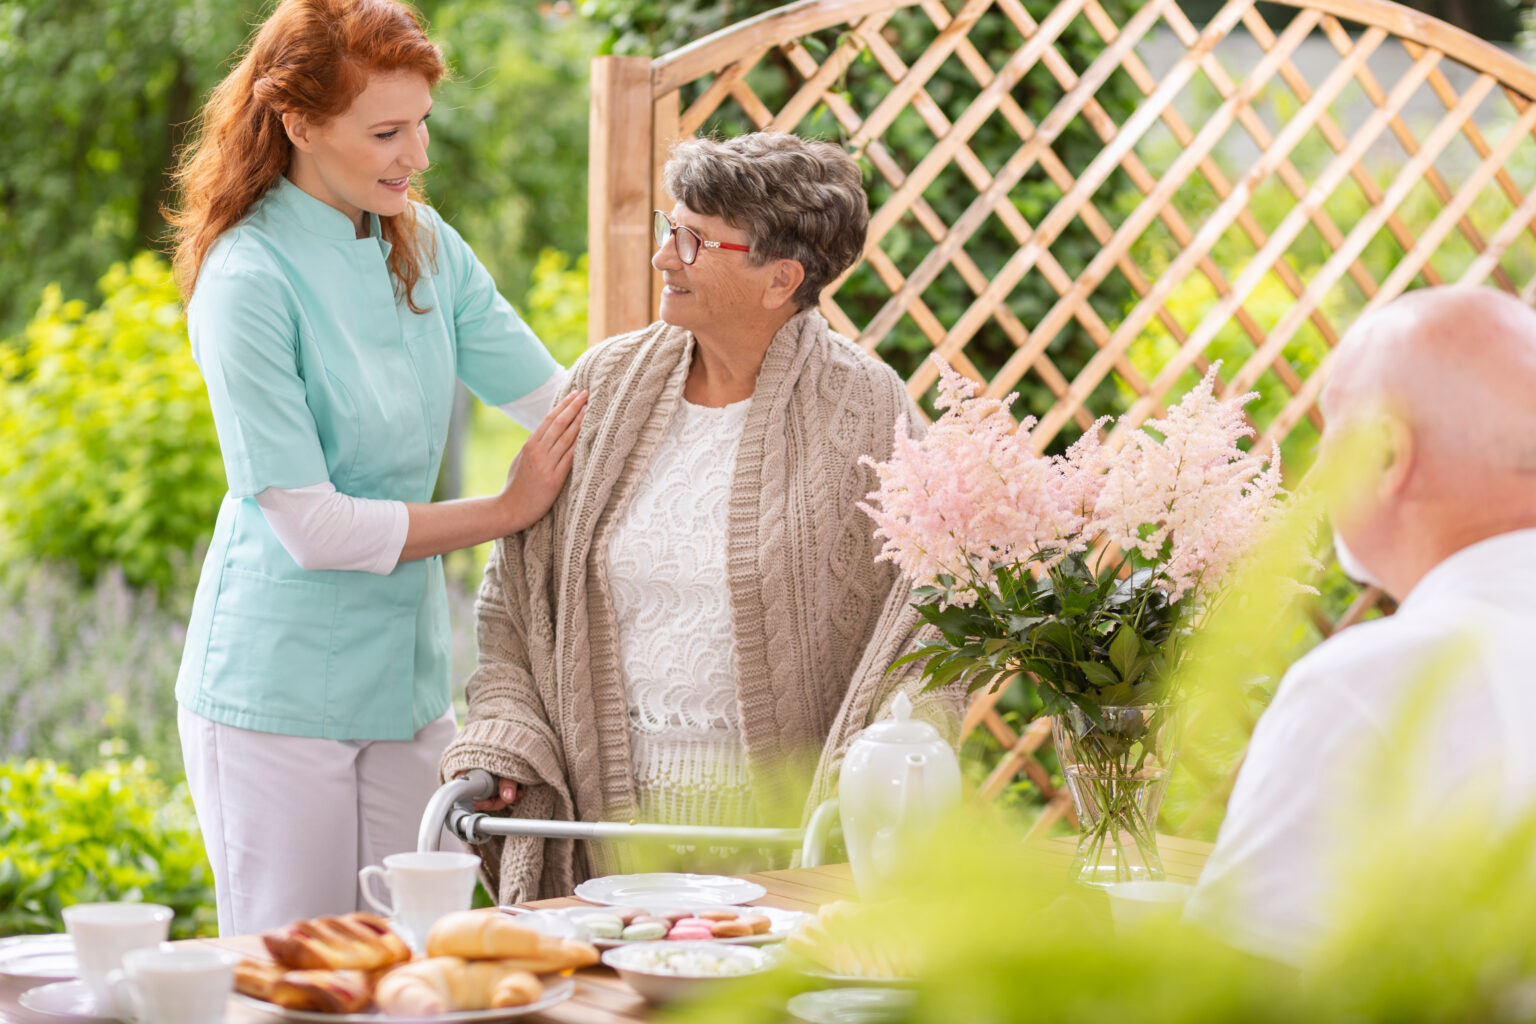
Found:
[168,0,446,310]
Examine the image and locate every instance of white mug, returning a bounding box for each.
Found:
[359,851,479,952]
[1104,880,1194,934]
[106,945,233,1024]
[60,902,173,1014]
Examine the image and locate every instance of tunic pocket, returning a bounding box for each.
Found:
[201,567,340,729]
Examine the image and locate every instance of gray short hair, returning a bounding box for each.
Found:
[663,133,869,309]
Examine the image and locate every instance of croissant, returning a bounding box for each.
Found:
[263,912,412,970]
[373,957,543,1016]
[234,958,379,1014]
[425,910,543,959]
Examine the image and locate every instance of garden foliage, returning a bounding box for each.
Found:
[0,254,223,592]
[583,0,1143,425]
[0,558,188,773]
[0,0,594,338]
[0,757,215,938]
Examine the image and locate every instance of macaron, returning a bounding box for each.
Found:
[709,919,755,938]
[579,913,624,940]
[697,908,739,921]
[613,907,647,925]
[630,914,672,927]
[656,909,691,924]
[673,917,715,930]
[738,914,772,934]
[666,926,714,941]
[620,921,668,941]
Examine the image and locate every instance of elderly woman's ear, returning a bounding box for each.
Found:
[761,258,808,311]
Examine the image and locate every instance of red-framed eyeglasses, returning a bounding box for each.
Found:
[653,210,752,265]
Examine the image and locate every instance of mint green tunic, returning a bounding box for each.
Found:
[176,177,558,740]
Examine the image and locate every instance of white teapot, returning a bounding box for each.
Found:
[837,690,962,897]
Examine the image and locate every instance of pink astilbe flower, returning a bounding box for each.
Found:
[859,359,1083,599]
[1094,363,1282,602]
[863,357,1291,610]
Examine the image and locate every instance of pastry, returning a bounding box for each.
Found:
[373,957,542,1016]
[262,912,411,971]
[425,910,544,959]
[232,959,286,1002]
[485,936,599,973]
[234,958,380,1014]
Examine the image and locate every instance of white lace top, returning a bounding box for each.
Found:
[606,396,754,827]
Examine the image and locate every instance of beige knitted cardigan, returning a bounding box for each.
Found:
[439,309,963,903]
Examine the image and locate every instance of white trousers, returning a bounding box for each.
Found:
[178,705,461,936]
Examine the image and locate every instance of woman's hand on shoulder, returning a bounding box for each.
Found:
[498,389,588,534]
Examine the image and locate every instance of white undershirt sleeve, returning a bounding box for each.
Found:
[497,366,571,429]
[255,482,409,575]
[256,366,571,573]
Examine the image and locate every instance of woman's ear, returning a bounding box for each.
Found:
[282,111,315,152]
[761,258,807,312]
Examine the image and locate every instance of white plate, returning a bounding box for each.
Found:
[798,967,917,987]
[787,986,917,1023]
[0,933,77,981]
[17,980,115,1020]
[521,905,806,947]
[572,873,767,907]
[233,974,574,1022]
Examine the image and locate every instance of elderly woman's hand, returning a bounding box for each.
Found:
[457,771,521,811]
[499,389,587,534]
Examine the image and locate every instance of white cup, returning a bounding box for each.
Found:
[359,851,480,952]
[61,902,173,1014]
[106,945,233,1024]
[1105,880,1195,934]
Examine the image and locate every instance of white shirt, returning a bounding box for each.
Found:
[1186,528,1536,964]
[606,397,754,827]
[254,368,567,573]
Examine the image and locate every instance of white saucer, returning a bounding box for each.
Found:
[787,986,917,1023]
[0,933,77,981]
[17,980,117,1020]
[573,872,767,907]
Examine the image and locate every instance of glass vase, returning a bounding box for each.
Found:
[1051,703,1182,886]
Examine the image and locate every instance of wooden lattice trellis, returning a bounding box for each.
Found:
[587,0,1536,836]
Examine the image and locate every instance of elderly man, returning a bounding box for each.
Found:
[1185,285,1536,964]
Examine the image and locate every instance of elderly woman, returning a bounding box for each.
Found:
[439,132,961,903]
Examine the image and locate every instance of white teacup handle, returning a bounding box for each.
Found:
[358,865,396,917]
[104,968,140,1024]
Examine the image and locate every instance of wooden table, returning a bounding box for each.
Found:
[0,836,1210,1023]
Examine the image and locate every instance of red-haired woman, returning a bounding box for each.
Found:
[167,0,586,935]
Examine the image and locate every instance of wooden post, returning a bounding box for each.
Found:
[588,56,656,347]
[650,91,682,325]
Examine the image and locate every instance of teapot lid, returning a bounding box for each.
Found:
[857,691,943,745]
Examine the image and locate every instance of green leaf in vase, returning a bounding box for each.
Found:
[1108,624,1142,682]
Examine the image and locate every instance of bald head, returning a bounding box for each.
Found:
[1324,286,1536,469]
[1321,285,1536,598]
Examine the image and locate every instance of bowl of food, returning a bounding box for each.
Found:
[600,940,772,1004]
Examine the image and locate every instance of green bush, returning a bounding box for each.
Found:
[521,248,590,366]
[0,557,188,776]
[0,253,223,592]
[0,757,215,938]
